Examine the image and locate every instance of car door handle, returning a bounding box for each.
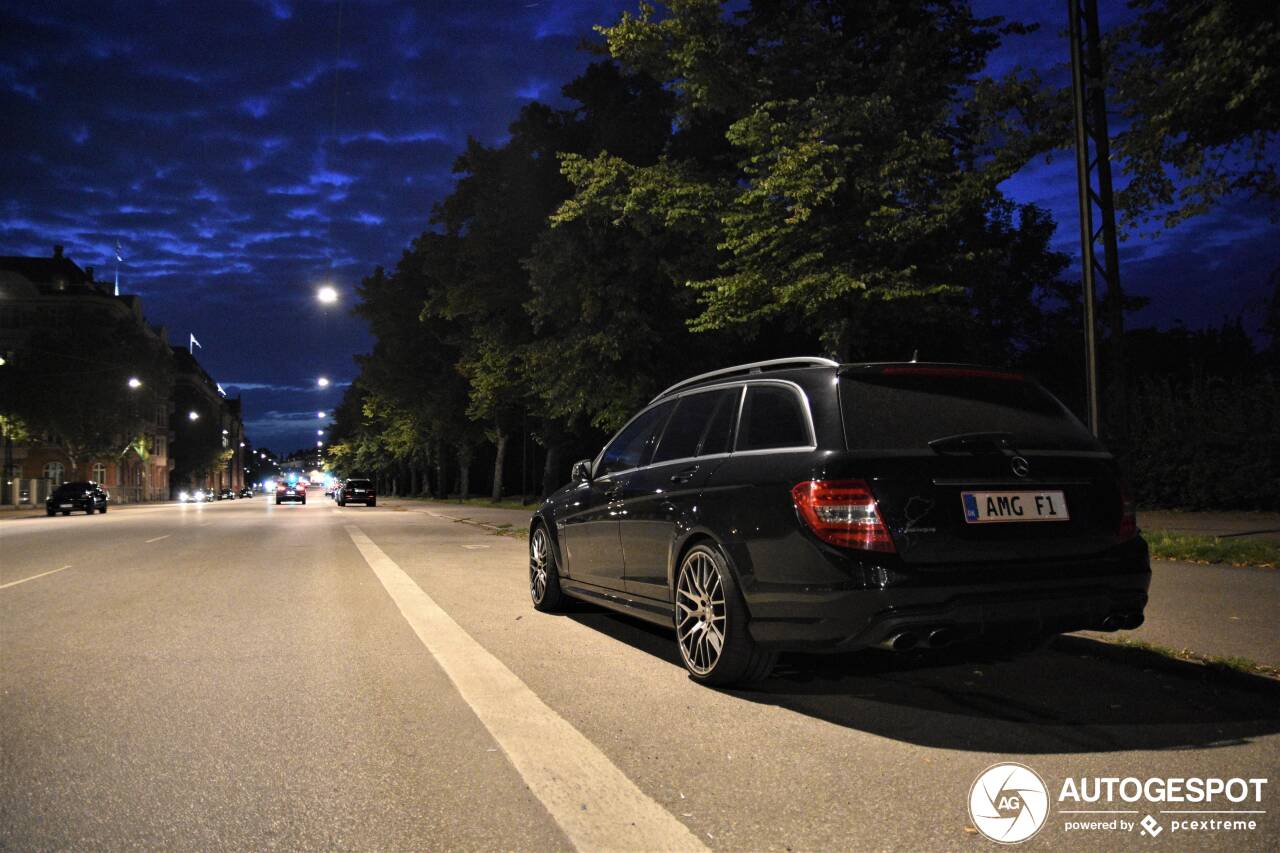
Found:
[669,465,699,485]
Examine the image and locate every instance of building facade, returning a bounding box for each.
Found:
[0,246,243,505]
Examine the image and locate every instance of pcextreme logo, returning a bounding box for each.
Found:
[968,763,1051,844]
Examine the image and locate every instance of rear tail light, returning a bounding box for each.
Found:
[1118,479,1137,540]
[791,479,896,553]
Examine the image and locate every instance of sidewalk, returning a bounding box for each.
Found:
[386,498,1279,667]
[0,500,182,520]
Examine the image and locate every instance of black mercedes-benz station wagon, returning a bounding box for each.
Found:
[529,358,1150,685]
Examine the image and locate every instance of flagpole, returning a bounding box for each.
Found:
[114,240,122,297]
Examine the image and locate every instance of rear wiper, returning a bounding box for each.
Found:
[927,431,1016,453]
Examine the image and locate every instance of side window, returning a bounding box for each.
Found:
[596,402,673,476]
[699,389,741,456]
[652,389,737,464]
[736,385,811,451]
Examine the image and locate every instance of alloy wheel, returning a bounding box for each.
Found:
[530,527,550,604]
[676,550,727,675]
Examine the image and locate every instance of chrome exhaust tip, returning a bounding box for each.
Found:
[877,632,918,652]
[927,627,956,649]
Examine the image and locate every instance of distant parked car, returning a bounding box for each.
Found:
[45,481,109,515]
[238,487,253,498]
[276,480,306,505]
[336,478,375,507]
[217,488,236,500]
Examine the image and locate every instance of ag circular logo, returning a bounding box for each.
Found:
[968,762,1050,844]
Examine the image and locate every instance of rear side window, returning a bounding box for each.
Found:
[840,369,1100,451]
[653,389,738,463]
[597,402,674,476]
[736,385,811,451]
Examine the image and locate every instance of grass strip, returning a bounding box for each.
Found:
[1105,637,1279,680]
[1144,529,1277,568]
[399,495,538,512]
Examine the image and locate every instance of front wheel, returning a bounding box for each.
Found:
[529,524,564,612]
[674,544,775,686]
[100,504,107,513]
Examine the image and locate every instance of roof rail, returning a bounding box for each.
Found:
[651,357,839,403]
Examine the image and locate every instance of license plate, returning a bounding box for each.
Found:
[962,491,1069,523]
[60,503,72,508]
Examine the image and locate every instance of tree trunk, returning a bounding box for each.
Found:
[457,444,472,499]
[542,441,565,497]
[434,439,445,499]
[491,429,507,502]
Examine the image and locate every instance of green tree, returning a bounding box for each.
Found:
[575,0,1055,357]
[1109,0,1280,228]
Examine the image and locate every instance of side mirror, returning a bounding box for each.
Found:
[571,459,593,484]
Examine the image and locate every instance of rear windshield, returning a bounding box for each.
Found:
[840,369,1100,451]
[346,480,371,487]
[55,482,92,493]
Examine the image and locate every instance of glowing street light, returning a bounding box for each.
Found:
[188,411,200,421]
[317,411,326,418]
[317,429,325,435]
[127,377,142,389]
[316,285,338,304]
[316,440,323,447]
[317,376,330,388]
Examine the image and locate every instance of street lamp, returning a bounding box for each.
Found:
[317,429,325,435]
[316,285,338,305]
[188,411,199,421]
[317,411,326,418]
[317,376,330,388]
[127,377,142,389]
[239,441,245,448]
[316,440,323,447]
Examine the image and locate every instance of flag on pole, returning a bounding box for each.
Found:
[190,333,201,354]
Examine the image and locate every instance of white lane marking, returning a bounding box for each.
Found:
[344,525,707,853]
[1,565,72,590]
[144,534,171,543]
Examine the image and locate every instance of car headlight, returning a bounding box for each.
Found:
[179,491,189,500]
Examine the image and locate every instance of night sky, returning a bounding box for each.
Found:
[2,1,1275,452]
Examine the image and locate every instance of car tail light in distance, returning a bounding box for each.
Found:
[1118,479,1137,541]
[791,479,895,552]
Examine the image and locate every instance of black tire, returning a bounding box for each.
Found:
[674,543,776,686]
[46,508,55,516]
[62,511,70,516]
[529,523,564,612]
[100,504,107,513]
[275,498,281,505]
[367,499,375,507]
[301,498,306,504]
[338,498,345,507]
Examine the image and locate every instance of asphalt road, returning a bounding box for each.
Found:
[2,495,1277,851]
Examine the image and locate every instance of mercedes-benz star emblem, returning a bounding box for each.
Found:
[1010,456,1030,478]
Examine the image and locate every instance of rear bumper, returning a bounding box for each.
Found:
[746,541,1151,651]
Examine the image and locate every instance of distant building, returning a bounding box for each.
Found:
[0,245,243,504]
[169,347,246,496]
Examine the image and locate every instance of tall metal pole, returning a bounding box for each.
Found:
[1069,0,1101,435]
[1068,0,1127,439]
